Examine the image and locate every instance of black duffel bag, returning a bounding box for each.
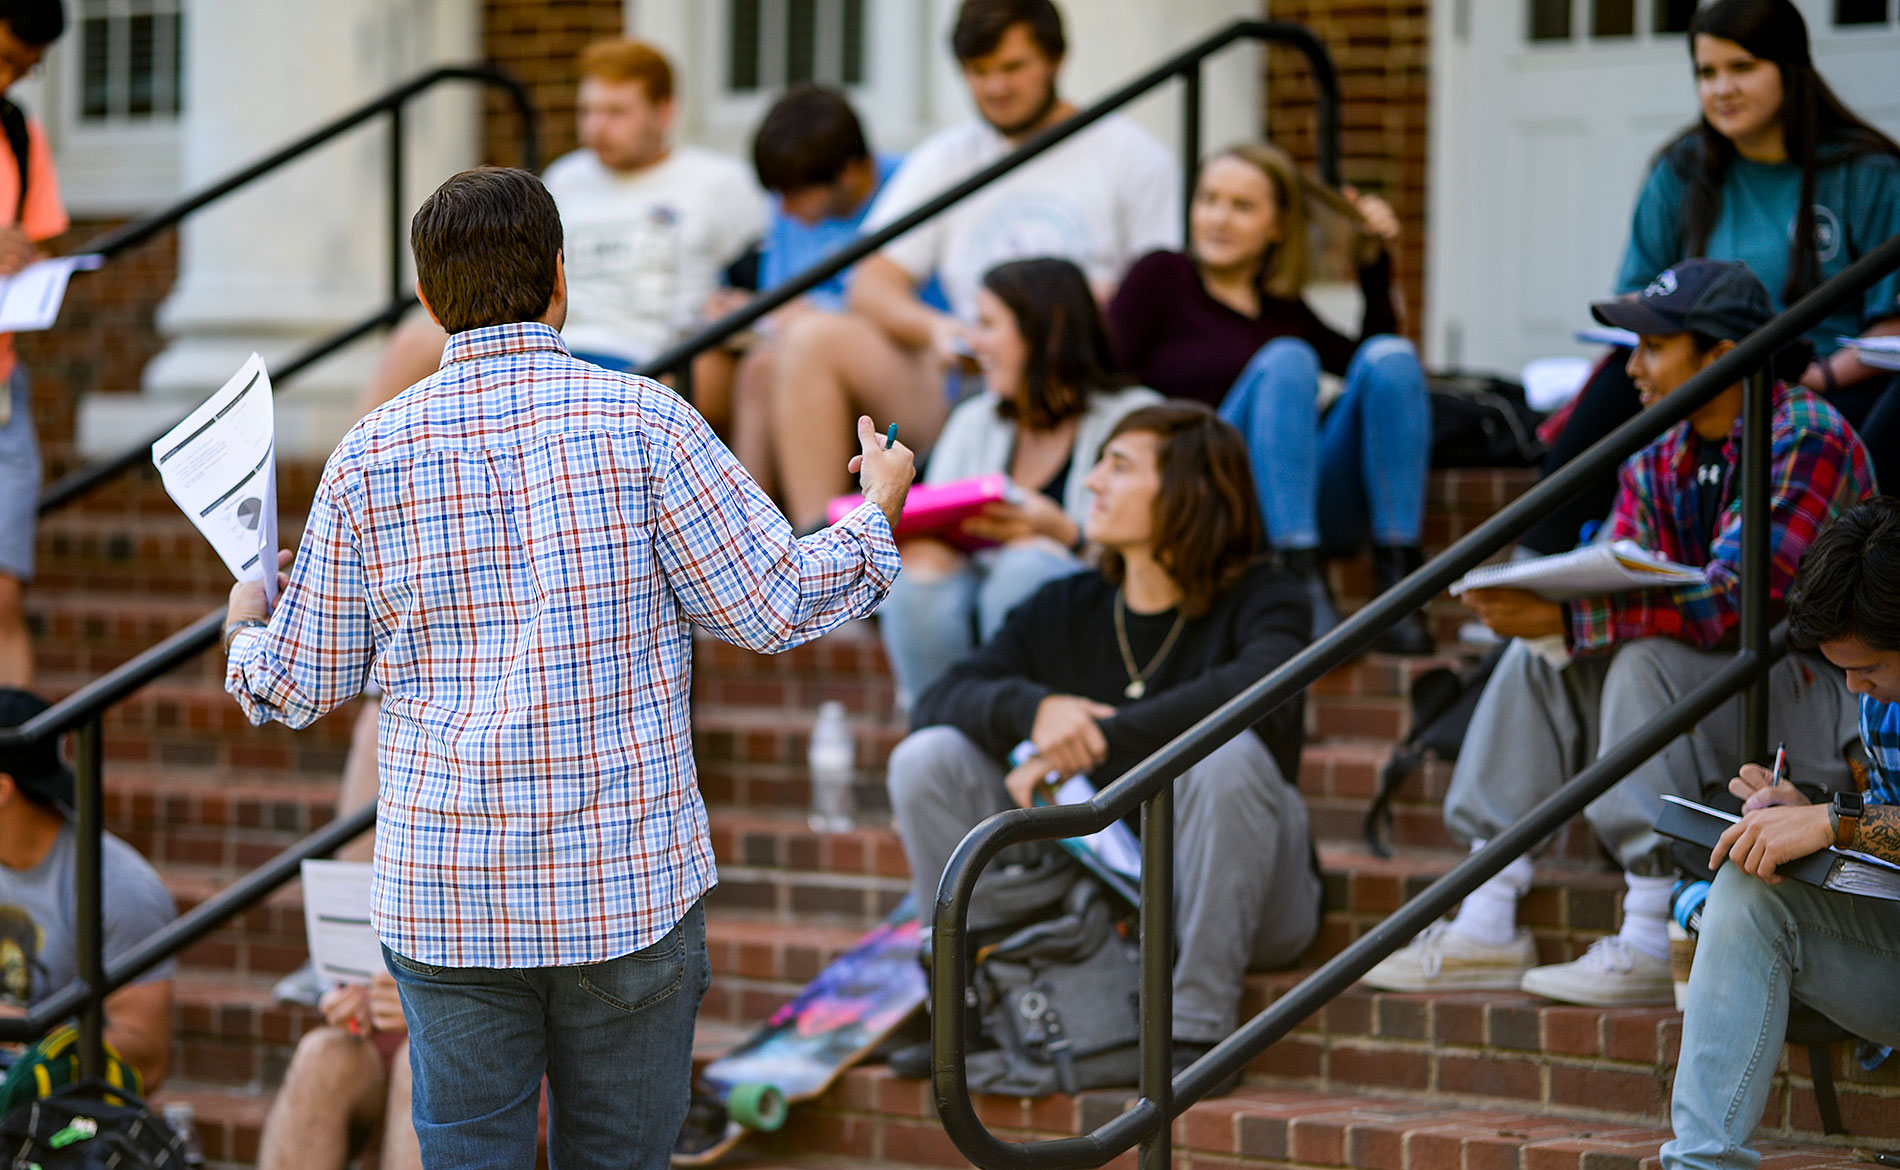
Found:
[1429,373,1546,468]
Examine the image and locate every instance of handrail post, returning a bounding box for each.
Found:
[73,715,105,1080]
[1180,61,1202,241]
[389,102,407,306]
[1137,787,1173,1170]
[1739,367,1772,763]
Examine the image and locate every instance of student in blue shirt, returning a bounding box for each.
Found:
[1662,497,1900,1169]
[695,84,920,497]
[1521,0,1900,556]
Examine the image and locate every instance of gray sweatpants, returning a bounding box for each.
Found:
[1444,637,1863,877]
[886,725,1321,1042]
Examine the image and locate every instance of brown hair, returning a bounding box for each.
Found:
[1097,402,1263,617]
[950,0,1065,62]
[577,38,675,104]
[980,257,1124,430]
[1199,143,1311,300]
[411,167,564,334]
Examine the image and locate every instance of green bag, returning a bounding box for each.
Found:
[0,1027,141,1118]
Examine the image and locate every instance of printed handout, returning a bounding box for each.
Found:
[151,353,280,606]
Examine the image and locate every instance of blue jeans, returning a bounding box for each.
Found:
[876,541,1081,703]
[1218,334,1430,553]
[1661,865,1900,1169]
[384,899,710,1170]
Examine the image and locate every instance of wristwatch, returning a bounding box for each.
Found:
[1830,790,1865,850]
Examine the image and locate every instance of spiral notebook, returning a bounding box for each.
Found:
[1450,540,1707,601]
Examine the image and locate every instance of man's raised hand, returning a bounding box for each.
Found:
[847,415,914,532]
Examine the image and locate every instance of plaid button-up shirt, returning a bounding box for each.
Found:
[1568,383,1875,655]
[1864,697,1900,807]
[226,322,899,967]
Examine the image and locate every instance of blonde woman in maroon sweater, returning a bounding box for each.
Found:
[1108,144,1432,653]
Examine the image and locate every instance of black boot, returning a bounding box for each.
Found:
[1280,548,1339,641]
[1370,544,1435,655]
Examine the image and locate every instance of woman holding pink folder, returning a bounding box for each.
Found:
[877,257,1158,705]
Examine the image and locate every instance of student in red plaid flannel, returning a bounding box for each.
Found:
[1365,259,1876,1008]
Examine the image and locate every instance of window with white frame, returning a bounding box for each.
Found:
[76,0,183,123]
[725,0,866,93]
[29,0,184,216]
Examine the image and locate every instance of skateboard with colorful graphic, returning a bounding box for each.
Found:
[672,897,926,1166]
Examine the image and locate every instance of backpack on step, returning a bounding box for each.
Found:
[1428,373,1546,468]
[964,878,1142,1098]
[1363,643,1507,857]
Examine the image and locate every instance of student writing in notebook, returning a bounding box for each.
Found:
[1364,259,1874,1008]
[1661,497,1900,1170]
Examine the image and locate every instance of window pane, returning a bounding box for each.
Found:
[728,0,760,91]
[1653,0,1697,33]
[1835,0,1889,23]
[80,16,110,118]
[127,13,155,115]
[1592,0,1634,35]
[1529,0,1572,40]
[785,0,816,85]
[841,0,864,85]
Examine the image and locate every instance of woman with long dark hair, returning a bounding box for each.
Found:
[1521,0,1900,555]
[875,257,1159,704]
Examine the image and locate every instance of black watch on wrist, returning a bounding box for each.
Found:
[1831,790,1865,850]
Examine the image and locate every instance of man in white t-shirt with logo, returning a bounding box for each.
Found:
[766,0,1180,531]
[541,38,767,371]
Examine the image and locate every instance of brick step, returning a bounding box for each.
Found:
[752,1067,1868,1170]
[35,510,311,599]
[106,767,353,872]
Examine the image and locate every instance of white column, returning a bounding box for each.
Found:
[77,0,479,457]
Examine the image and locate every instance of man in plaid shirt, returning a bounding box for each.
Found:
[219,167,914,1170]
[1662,497,1900,1169]
[1366,260,1874,1007]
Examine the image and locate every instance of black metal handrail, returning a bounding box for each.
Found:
[930,228,1900,1169]
[37,64,539,515]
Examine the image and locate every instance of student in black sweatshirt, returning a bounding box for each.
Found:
[887,401,1321,1069]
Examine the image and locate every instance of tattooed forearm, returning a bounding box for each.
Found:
[1853,805,1900,865]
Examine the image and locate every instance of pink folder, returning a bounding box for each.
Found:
[826,473,1020,550]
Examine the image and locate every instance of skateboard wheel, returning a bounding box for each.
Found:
[726,1083,787,1132]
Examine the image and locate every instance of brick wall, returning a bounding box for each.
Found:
[17,222,177,468]
[1263,0,1430,342]
[481,0,626,167]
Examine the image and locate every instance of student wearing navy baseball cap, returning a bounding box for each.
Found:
[1365,257,1877,1009]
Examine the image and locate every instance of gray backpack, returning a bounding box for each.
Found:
[966,879,1142,1097]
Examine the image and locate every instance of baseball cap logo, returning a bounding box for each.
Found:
[1644,269,1679,299]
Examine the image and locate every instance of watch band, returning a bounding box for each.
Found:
[1832,792,1864,850]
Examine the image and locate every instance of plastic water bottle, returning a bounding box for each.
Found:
[807,701,856,833]
[162,1101,206,1168]
[1668,877,1710,1013]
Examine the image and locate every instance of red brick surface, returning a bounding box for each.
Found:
[480,0,624,167]
[1264,0,1430,339]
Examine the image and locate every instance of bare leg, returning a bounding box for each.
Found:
[771,313,950,530]
[690,347,738,438]
[378,1039,422,1170]
[257,1027,391,1170]
[0,575,30,688]
[336,698,381,864]
[731,341,782,499]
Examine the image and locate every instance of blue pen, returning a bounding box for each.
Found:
[884,423,898,450]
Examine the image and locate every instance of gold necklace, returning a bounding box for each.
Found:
[1113,589,1187,700]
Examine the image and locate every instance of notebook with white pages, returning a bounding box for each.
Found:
[1449,540,1708,601]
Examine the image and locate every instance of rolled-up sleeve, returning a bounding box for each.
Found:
[652,406,899,654]
[225,474,374,728]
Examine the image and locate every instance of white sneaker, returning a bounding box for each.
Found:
[1519,936,1674,1006]
[1360,920,1538,992]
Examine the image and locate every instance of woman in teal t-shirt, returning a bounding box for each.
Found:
[1521,0,1900,555]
